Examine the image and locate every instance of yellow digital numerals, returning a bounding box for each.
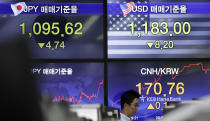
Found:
[19,22,83,50]
[129,21,191,50]
[129,21,191,35]
[19,22,83,36]
[136,82,184,96]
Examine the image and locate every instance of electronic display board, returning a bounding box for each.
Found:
[108,62,210,120]
[0,0,104,59]
[108,0,210,58]
[32,63,104,104]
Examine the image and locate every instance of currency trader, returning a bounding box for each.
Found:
[120,90,140,121]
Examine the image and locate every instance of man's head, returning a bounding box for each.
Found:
[121,90,140,117]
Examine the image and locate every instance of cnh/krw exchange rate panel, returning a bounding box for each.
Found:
[108,62,210,121]
[108,0,210,58]
[32,63,104,104]
[0,0,103,59]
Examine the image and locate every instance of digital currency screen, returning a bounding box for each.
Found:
[108,61,210,121]
[0,0,104,59]
[32,62,104,104]
[108,0,210,58]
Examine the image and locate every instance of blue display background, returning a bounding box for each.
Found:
[33,63,104,104]
[108,3,210,14]
[108,62,210,121]
[0,3,103,14]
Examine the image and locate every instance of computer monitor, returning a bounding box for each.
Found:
[69,104,102,121]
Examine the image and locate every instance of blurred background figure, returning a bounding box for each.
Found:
[41,96,82,121]
[158,96,210,121]
[0,37,43,121]
[0,37,84,121]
